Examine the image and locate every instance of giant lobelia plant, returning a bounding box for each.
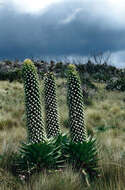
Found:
[43,72,69,163]
[22,59,46,143]
[15,60,63,177]
[44,72,60,138]
[14,60,99,179]
[67,64,87,143]
[67,64,99,179]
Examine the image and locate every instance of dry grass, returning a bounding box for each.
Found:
[1,79,125,189]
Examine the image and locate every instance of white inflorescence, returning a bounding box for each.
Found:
[23,60,46,143]
[68,71,87,143]
[44,73,60,138]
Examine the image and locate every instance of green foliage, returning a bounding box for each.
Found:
[44,72,60,138]
[55,62,63,69]
[106,77,125,91]
[67,137,99,179]
[95,125,116,132]
[15,138,64,177]
[80,76,97,90]
[77,62,122,83]
[53,133,70,162]
[22,59,46,143]
[67,65,87,143]
[92,72,110,83]
[55,62,67,77]
[12,133,70,177]
[54,134,99,180]
[0,69,22,82]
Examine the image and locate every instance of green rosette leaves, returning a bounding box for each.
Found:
[67,137,99,179]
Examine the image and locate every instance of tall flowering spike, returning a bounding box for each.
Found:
[67,64,87,143]
[44,72,60,138]
[22,59,46,143]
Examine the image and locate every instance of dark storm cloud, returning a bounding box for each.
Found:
[0,0,125,61]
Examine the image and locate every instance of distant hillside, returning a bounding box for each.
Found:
[0,59,125,91]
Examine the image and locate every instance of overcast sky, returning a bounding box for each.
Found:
[0,0,125,67]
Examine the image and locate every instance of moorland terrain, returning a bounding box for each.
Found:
[0,59,125,189]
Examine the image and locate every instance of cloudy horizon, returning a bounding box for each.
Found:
[0,0,125,67]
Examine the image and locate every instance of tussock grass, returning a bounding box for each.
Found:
[24,167,84,190]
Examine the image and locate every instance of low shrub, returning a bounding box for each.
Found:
[0,69,22,82]
[106,77,125,91]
